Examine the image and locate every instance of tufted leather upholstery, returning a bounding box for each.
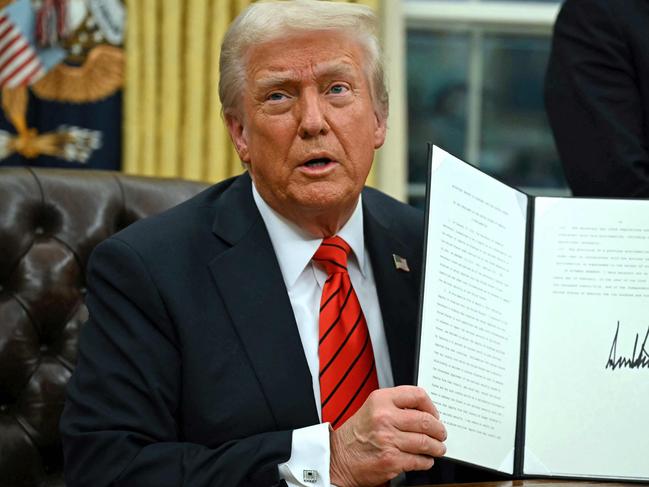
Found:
[0,168,210,487]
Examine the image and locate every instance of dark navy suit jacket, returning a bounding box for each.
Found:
[545,0,649,197]
[61,172,431,486]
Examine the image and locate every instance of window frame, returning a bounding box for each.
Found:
[379,1,562,201]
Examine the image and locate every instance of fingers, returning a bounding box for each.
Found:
[386,387,448,457]
[329,388,446,485]
[395,408,447,441]
[376,448,437,474]
[394,429,447,457]
[387,408,447,457]
[390,386,439,419]
[398,452,436,473]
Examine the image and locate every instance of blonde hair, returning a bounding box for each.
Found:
[219,0,388,120]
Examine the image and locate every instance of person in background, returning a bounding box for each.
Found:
[545,0,649,197]
[60,2,450,486]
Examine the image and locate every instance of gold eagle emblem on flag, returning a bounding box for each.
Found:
[0,0,124,163]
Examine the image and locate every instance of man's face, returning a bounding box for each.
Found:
[226,30,386,233]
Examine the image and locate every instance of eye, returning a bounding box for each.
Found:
[328,84,349,95]
[266,91,288,102]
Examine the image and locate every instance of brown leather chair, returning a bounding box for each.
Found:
[0,167,210,487]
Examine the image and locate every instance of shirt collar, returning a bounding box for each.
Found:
[252,182,366,290]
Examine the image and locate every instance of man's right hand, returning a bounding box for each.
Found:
[329,385,447,487]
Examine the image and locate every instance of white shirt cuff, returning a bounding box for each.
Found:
[278,423,332,486]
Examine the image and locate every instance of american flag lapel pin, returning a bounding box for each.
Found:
[392,254,410,272]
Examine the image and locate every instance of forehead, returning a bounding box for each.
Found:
[244,30,368,85]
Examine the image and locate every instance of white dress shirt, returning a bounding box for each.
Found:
[252,184,395,487]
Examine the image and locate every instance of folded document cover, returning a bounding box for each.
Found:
[415,145,649,482]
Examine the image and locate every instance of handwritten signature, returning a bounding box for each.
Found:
[606,321,649,370]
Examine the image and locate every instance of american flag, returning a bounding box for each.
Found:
[0,13,45,87]
[392,253,411,272]
[0,0,64,88]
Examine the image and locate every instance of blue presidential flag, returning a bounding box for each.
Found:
[0,0,124,170]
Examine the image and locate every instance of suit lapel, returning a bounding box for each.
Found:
[207,174,319,429]
[363,198,421,387]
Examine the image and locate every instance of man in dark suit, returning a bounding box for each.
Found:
[60,2,448,486]
[545,0,649,197]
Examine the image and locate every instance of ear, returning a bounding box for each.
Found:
[373,111,387,150]
[225,112,250,163]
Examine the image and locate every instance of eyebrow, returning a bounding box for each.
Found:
[254,61,359,91]
[314,62,358,80]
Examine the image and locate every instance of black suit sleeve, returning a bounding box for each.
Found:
[545,0,649,197]
[60,237,292,487]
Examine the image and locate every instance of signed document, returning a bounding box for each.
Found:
[416,146,649,482]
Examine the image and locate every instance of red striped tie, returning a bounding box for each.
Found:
[313,236,379,429]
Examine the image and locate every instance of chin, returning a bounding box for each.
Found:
[293,186,358,212]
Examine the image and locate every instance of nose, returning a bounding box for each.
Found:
[298,88,329,138]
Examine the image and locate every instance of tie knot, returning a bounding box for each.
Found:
[313,236,351,275]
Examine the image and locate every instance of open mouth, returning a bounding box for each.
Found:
[303,157,333,168]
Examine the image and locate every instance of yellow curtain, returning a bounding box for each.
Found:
[123,0,379,183]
